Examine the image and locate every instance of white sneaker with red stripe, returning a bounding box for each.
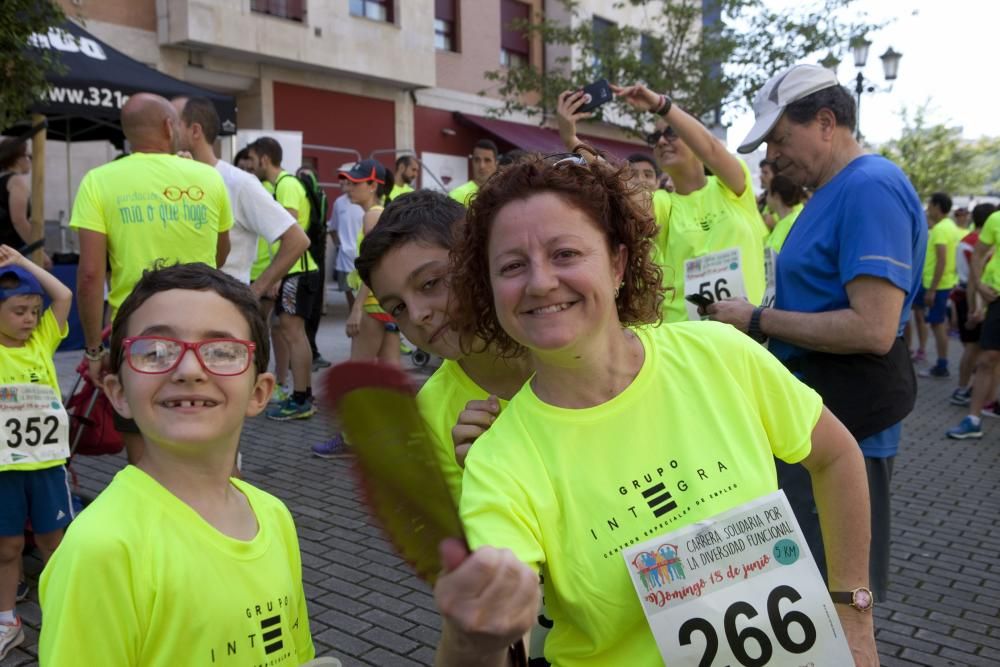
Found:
[0,617,24,660]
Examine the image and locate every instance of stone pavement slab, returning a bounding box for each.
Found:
[5,301,999,665]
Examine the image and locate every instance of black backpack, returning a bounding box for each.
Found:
[275,172,329,267]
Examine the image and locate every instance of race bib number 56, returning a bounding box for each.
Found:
[684,248,747,321]
[623,491,853,666]
[0,385,70,465]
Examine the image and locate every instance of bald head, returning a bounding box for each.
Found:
[121,93,178,153]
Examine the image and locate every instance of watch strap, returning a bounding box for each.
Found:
[830,587,874,611]
[749,306,767,342]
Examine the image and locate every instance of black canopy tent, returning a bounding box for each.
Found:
[19,20,237,145]
[1,22,240,351]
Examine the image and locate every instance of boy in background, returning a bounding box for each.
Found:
[0,245,74,659]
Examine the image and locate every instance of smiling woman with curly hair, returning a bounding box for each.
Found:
[433,151,875,667]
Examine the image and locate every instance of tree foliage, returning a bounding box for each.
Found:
[0,0,66,131]
[485,0,882,134]
[879,104,991,199]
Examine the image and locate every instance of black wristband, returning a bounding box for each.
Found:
[749,307,767,343]
[656,94,673,117]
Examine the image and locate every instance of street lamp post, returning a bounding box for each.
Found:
[850,36,902,141]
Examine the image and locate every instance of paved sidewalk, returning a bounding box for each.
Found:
[4,294,999,665]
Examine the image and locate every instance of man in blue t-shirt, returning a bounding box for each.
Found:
[708,64,927,616]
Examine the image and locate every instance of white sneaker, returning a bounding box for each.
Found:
[0,618,24,660]
[301,659,342,667]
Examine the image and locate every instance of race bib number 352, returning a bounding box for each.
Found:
[622,490,853,666]
[0,385,70,465]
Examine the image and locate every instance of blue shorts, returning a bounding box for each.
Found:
[0,466,74,536]
[914,287,951,324]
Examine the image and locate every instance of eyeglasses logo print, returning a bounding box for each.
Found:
[162,185,205,201]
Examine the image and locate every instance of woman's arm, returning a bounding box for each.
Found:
[7,174,33,244]
[799,408,878,667]
[613,83,747,195]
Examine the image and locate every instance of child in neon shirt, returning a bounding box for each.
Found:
[0,245,74,661]
[39,263,316,666]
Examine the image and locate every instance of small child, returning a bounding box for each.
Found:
[39,263,315,666]
[0,244,74,660]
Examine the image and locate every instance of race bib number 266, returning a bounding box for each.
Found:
[0,385,70,465]
[623,491,853,666]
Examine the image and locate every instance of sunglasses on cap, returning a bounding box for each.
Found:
[645,126,678,147]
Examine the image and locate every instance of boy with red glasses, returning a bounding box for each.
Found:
[0,244,74,660]
[39,262,318,666]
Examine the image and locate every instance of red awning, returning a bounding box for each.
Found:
[455,112,649,160]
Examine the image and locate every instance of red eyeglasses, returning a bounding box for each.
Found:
[121,336,256,376]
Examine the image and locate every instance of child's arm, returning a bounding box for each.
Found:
[0,244,73,329]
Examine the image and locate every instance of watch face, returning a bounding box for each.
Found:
[853,588,873,610]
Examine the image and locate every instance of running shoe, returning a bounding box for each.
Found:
[983,401,1000,419]
[910,349,926,363]
[301,659,343,666]
[15,580,28,602]
[946,416,983,440]
[0,618,24,661]
[312,355,332,371]
[265,397,316,421]
[312,435,351,459]
[269,384,291,405]
[950,387,972,406]
[918,365,949,379]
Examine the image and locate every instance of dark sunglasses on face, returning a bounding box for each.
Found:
[645,126,678,147]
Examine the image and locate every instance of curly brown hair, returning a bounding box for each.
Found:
[450,153,664,357]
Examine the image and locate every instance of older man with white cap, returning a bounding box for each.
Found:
[709,63,927,629]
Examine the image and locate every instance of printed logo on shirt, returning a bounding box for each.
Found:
[208,594,299,665]
[587,457,737,560]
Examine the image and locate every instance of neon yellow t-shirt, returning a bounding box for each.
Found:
[416,359,510,504]
[69,153,234,315]
[250,174,317,279]
[274,172,317,275]
[461,322,822,667]
[922,217,961,290]
[980,211,1000,292]
[449,180,478,208]
[389,183,415,200]
[651,161,765,322]
[0,309,69,472]
[39,465,315,667]
[765,203,804,253]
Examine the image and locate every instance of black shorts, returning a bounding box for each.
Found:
[953,292,983,344]
[275,271,320,319]
[981,300,1000,351]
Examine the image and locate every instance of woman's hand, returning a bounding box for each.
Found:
[611,83,661,112]
[451,395,500,467]
[556,90,591,149]
[434,538,539,664]
[345,305,363,338]
[837,606,879,667]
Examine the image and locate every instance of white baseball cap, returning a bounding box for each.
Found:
[737,64,840,154]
